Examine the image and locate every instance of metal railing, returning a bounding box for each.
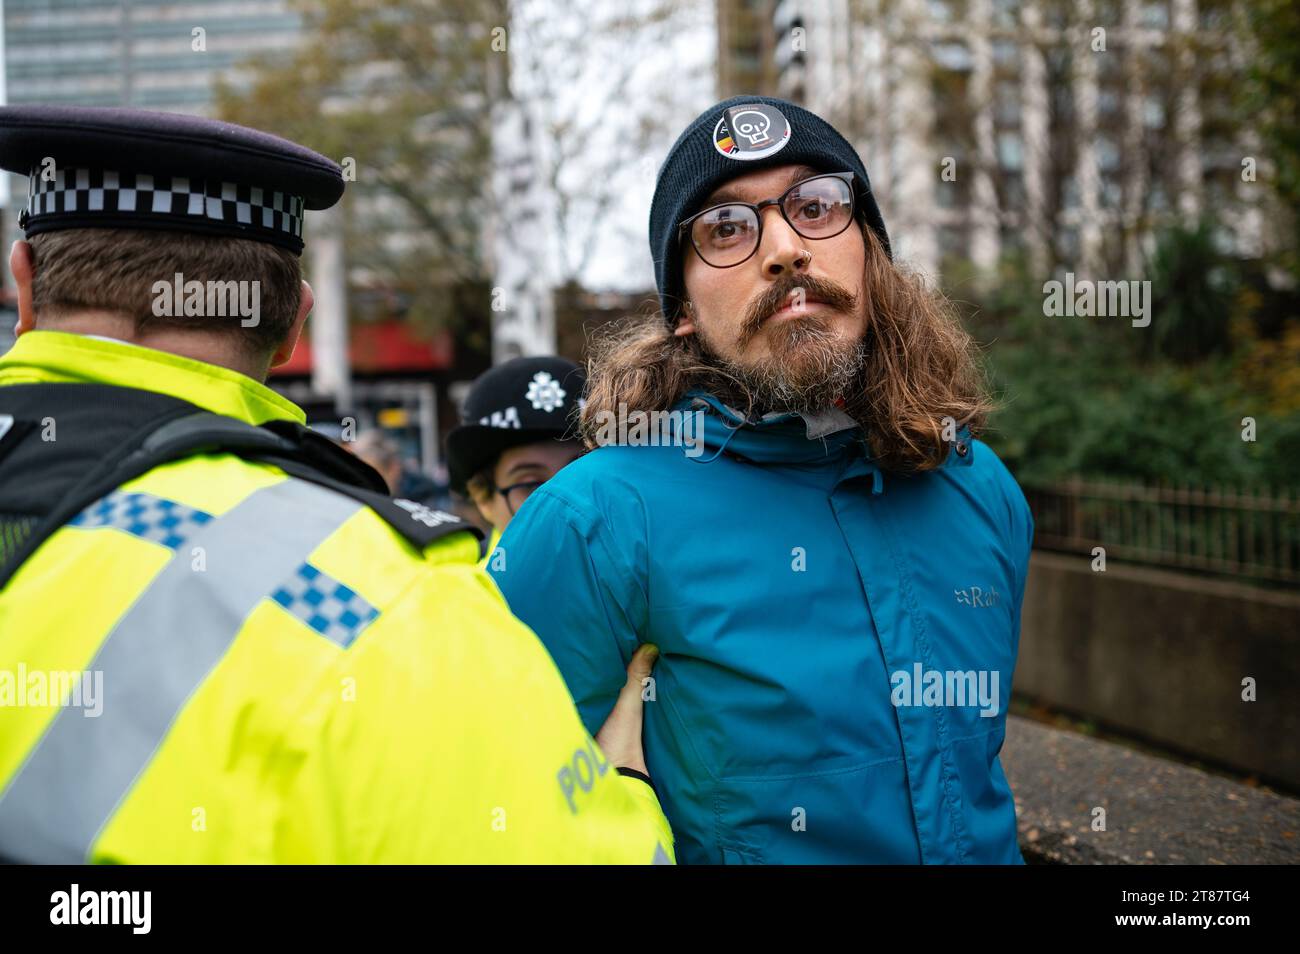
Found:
[1023,478,1300,586]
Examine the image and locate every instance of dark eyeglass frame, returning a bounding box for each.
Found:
[498,480,544,516]
[677,170,859,269]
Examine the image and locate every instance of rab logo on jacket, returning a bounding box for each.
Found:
[955,585,1001,608]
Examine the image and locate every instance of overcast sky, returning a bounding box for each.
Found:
[510,0,718,292]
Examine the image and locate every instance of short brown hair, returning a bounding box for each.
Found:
[29,228,302,355]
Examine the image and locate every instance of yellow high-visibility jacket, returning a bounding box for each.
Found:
[0,331,673,864]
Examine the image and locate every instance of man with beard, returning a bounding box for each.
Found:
[489,96,1033,864]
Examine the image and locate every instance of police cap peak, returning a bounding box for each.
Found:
[0,105,345,256]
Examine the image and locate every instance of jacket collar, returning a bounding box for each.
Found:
[677,391,868,466]
[0,330,304,426]
[675,389,976,475]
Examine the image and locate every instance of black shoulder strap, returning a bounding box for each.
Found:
[0,383,480,589]
[143,411,479,551]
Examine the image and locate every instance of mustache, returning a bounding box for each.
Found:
[738,273,859,348]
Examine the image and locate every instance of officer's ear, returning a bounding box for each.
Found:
[10,240,37,336]
[674,301,696,338]
[270,279,314,369]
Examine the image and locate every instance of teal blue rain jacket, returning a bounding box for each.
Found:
[490,392,1033,864]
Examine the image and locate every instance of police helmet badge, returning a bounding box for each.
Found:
[525,371,566,413]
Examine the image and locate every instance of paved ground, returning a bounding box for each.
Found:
[1001,715,1300,864]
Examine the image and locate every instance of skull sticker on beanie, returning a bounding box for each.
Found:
[713,103,792,161]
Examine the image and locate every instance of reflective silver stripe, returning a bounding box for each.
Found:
[653,843,674,865]
[0,479,361,863]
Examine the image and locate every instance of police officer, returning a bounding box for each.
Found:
[0,106,671,864]
[446,356,586,563]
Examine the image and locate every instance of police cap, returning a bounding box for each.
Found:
[0,105,344,256]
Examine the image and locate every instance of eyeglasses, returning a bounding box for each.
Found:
[677,171,858,269]
[498,480,544,516]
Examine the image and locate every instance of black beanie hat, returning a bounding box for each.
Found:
[649,95,891,322]
[445,356,586,496]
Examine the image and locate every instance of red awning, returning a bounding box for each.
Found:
[273,320,454,376]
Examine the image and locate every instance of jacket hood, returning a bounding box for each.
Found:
[677,391,870,465]
[674,390,976,486]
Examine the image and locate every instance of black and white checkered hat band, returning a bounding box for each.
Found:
[24,167,306,251]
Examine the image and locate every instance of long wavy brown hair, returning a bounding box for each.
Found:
[581,223,999,474]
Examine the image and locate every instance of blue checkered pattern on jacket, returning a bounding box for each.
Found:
[270,562,379,648]
[68,490,214,550]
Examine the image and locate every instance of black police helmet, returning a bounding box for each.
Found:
[446,356,586,496]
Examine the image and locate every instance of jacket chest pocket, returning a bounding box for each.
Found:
[898,566,1018,739]
[853,506,1020,742]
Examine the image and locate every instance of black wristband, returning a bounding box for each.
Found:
[616,766,655,791]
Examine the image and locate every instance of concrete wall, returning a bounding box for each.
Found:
[1014,552,1300,789]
